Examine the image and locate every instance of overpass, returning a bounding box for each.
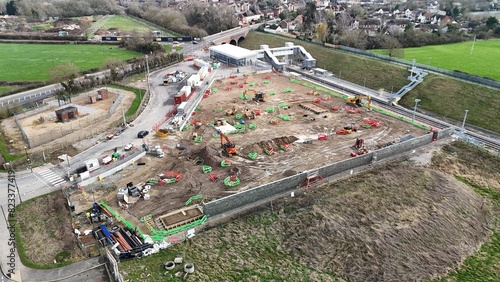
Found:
[205,26,253,46]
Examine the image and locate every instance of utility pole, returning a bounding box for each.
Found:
[145,55,150,95]
[24,146,32,173]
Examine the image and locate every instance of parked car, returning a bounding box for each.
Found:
[124,143,134,151]
[137,130,149,138]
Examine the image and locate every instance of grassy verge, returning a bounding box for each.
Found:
[0,86,14,93]
[240,32,500,133]
[432,176,500,282]
[107,85,144,117]
[14,191,84,269]
[0,129,22,163]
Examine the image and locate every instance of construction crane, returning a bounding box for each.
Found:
[346,95,371,110]
[220,132,237,156]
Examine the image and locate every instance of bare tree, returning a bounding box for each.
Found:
[48,62,80,83]
[316,22,327,43]
[380,35,404,58]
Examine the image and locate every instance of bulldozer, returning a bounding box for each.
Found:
[346,95,371,110]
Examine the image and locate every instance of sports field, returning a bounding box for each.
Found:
[402,39,500,81]
[0,43,140,82]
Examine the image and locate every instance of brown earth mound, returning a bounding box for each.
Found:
[281,163,489,282]
[241,135,299,155]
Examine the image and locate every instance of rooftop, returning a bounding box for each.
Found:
[209,44,256,60]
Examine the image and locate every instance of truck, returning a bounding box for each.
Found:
[177,102,188,115]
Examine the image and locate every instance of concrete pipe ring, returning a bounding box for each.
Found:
[164,261,175,270]
[184,262,195,273]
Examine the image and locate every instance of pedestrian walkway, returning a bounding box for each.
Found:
[37,168,66,186]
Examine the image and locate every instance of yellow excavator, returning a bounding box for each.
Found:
[243,89,257,100]
[346,95,371,110]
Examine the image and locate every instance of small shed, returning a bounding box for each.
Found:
[89,89,109,104]
[55,106,78,122]
[97,89,109,100]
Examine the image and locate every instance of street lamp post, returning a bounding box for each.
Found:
[24,146,32,173]
[412,98,421,122]
[461,110,469,132]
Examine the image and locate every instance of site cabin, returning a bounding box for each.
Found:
[177,102,188,114]
[85,159,100,172]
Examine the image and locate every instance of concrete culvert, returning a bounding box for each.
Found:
[184,262,194,273]
[164,261,175,270]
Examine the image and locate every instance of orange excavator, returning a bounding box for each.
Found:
[220,132,237,156]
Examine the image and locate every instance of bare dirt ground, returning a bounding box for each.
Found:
[2,88,135,154]
[90,72,428,232]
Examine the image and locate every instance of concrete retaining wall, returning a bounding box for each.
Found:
[203,132,451,217]
[203,173,306,216]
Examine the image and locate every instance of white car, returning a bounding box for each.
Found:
[124,143,134,151]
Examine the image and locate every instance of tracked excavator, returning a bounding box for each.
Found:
[220,132,237,156]
[346,95,371,110]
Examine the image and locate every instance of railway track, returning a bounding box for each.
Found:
[288,67,500,153]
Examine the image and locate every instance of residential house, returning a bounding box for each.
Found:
[264,24,285,34]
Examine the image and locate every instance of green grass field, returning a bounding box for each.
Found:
[102,15,153,33]
[0,43,140,82]
[404,39,500,81]
[374,39,500,81]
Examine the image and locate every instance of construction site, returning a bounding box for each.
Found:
[67,70,431,252]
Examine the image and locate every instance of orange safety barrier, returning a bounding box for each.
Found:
[331,106,340,111]
[265,75,271,79]
[361,119,382,127]
[239,84,244,88]
[314,98,321,103]
[209,173,219,181]
[345,106,359,114]
[230,75,237,78]
[231,81,238,85]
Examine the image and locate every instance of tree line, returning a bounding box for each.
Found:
[1,0,238,37]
